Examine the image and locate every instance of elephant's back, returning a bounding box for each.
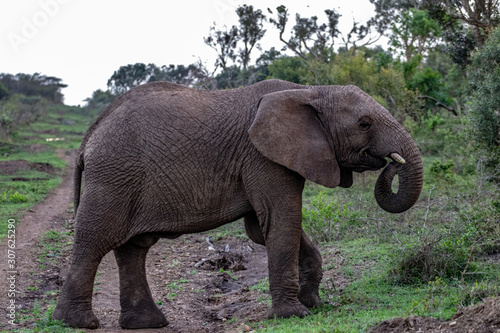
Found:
[81,82,193,145]
[80,82,246,174]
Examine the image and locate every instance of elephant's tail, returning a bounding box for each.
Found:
[73,152,84,218]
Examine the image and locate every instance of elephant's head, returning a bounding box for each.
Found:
[248,85,423,213]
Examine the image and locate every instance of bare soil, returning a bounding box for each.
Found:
[1,149,499,332]
[370,297,500,333]
[0,160,58,176]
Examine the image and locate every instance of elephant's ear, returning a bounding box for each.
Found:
[248,89,340,188]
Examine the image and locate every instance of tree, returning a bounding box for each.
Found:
[425,0,500,47]
[467,26,500,171]
[0,82,9,101]
[107,63,213,94]
[269,5,381,61]
[204,5,269,88]
[107,63,157,94]
[204,24,239,71]
[423,0,500,66]
[442,25,477,67]
[267,56,307,84]
[0,94,46,139]
[0,73,66,104]
[255,47,282,66]
[390,8,442,63]
[204,5,267,87]
[340,17,381,52]
[160,63,212,87]
[269,5,340,61]
[236,5,266,70]
[84,89,116,116]
[368,0,421,35]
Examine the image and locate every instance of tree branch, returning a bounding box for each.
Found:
[418,95,458,116]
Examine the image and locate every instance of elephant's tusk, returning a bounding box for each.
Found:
[390,153,406,164]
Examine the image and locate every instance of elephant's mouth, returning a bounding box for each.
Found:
[349,151,387,173]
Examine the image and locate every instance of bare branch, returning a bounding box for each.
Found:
[418,95,458,116]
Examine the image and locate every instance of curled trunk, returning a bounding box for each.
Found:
[374,147,423,214]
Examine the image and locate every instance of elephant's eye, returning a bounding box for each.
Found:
[360,120,371,130]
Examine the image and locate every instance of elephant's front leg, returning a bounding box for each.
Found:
[298,231,323,308]
[244,212,322,309]
[261,203,311,319]
[113,234,168,329]
[265,215,310,318]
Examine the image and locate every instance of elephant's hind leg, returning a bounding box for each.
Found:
[53,228,112,329]
[114,234,168,329]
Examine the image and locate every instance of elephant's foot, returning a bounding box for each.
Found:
[298,288,322,308]
[119,305,168,329]
[52,302,100,329]
[267,301,311,319]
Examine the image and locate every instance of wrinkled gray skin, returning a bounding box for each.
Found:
[53,79,423,329]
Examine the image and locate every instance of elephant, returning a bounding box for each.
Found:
[53,79,423,329]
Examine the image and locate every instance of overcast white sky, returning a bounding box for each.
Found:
[0,0,381,106]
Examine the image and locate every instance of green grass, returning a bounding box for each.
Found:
[0,176,62,240]
[10,300,77,333]
[251,257,498,332]
[0,105,92,242]
[250,277,271,305]
[37,230,73,267]
[165,278,190,301]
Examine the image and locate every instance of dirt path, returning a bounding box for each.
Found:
[1,149,74,327]
[0,148,270,332]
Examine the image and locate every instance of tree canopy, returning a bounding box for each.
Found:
[0,73,66,104]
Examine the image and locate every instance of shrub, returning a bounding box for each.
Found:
[467,26,500,174]
[0,94,46,139]
[0,82,9,100]
[83,89,116,116]
[302,191,361,243]
[390,233,477,285]
[303,51,421,123]
[389,195,500,285]
[268,56,307,84]
[1,190,29,203]
[430,160,455,180]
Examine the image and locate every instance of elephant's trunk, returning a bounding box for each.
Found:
[374,143,423,213]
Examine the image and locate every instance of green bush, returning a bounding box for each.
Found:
[302,191,361,243]
[0,94,47,139]
[1,189,29,203]
[302,50,421,123]
[83,89,116,116]
[389,196,499,285]
[430,160,455,180]
[467,26,500,174]
[390,234,477,285]
[0,82,9,100]
[268,56,307,84]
